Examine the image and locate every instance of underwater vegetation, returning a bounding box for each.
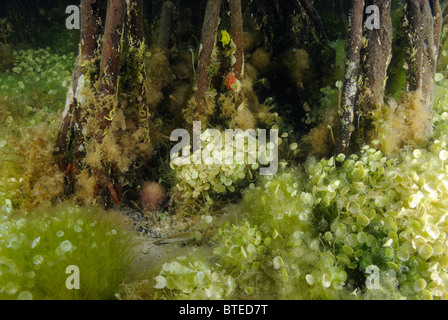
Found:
[0,203,142,300]
[0,48,75,131]
[126,78,448,300]
[1,0,448,301]
[0,47,75,210]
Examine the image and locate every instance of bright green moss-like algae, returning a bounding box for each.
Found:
[3,41,448,300]
[0,48,143,300]
[0,203,142,300]
[141,79,448,300]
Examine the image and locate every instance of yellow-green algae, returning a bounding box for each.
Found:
[0,203,142,300]
[3,28,448,301]
[141,79,448,300]
[0,47,144,300]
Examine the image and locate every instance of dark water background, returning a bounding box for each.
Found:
[0,0,360,51]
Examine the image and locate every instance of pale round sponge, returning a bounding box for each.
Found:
[139,181,167,212]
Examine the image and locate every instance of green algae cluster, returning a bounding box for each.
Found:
[0,47,75,132]
[0,47,143,300]
[145,79,448,300]
[0,48,75,210]
[169,130,257,212]
[2,13,448,301]
[0,203,142,300]
[153,256,235,300]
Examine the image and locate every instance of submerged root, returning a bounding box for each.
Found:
[66,85,152,206]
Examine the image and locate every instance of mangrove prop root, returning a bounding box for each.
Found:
[403,0,441,140]
[54,0,103,172]
[54,0,150,206]
[430,0,442,50]
[99,0,126,95]
[229,0,243,82]
[195,0,222,116]
[336,0,365,156]
[404,0,438,97]
[279,0,335,103]
[229,0,244,109]
[358,0,392,117]
[157,1,175,50]
[127,0,148,121]
[279,0,332,48]
[95,0,125,206]
[298,0,332,47]
[128,0,144,43]
[254,0,277,52]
